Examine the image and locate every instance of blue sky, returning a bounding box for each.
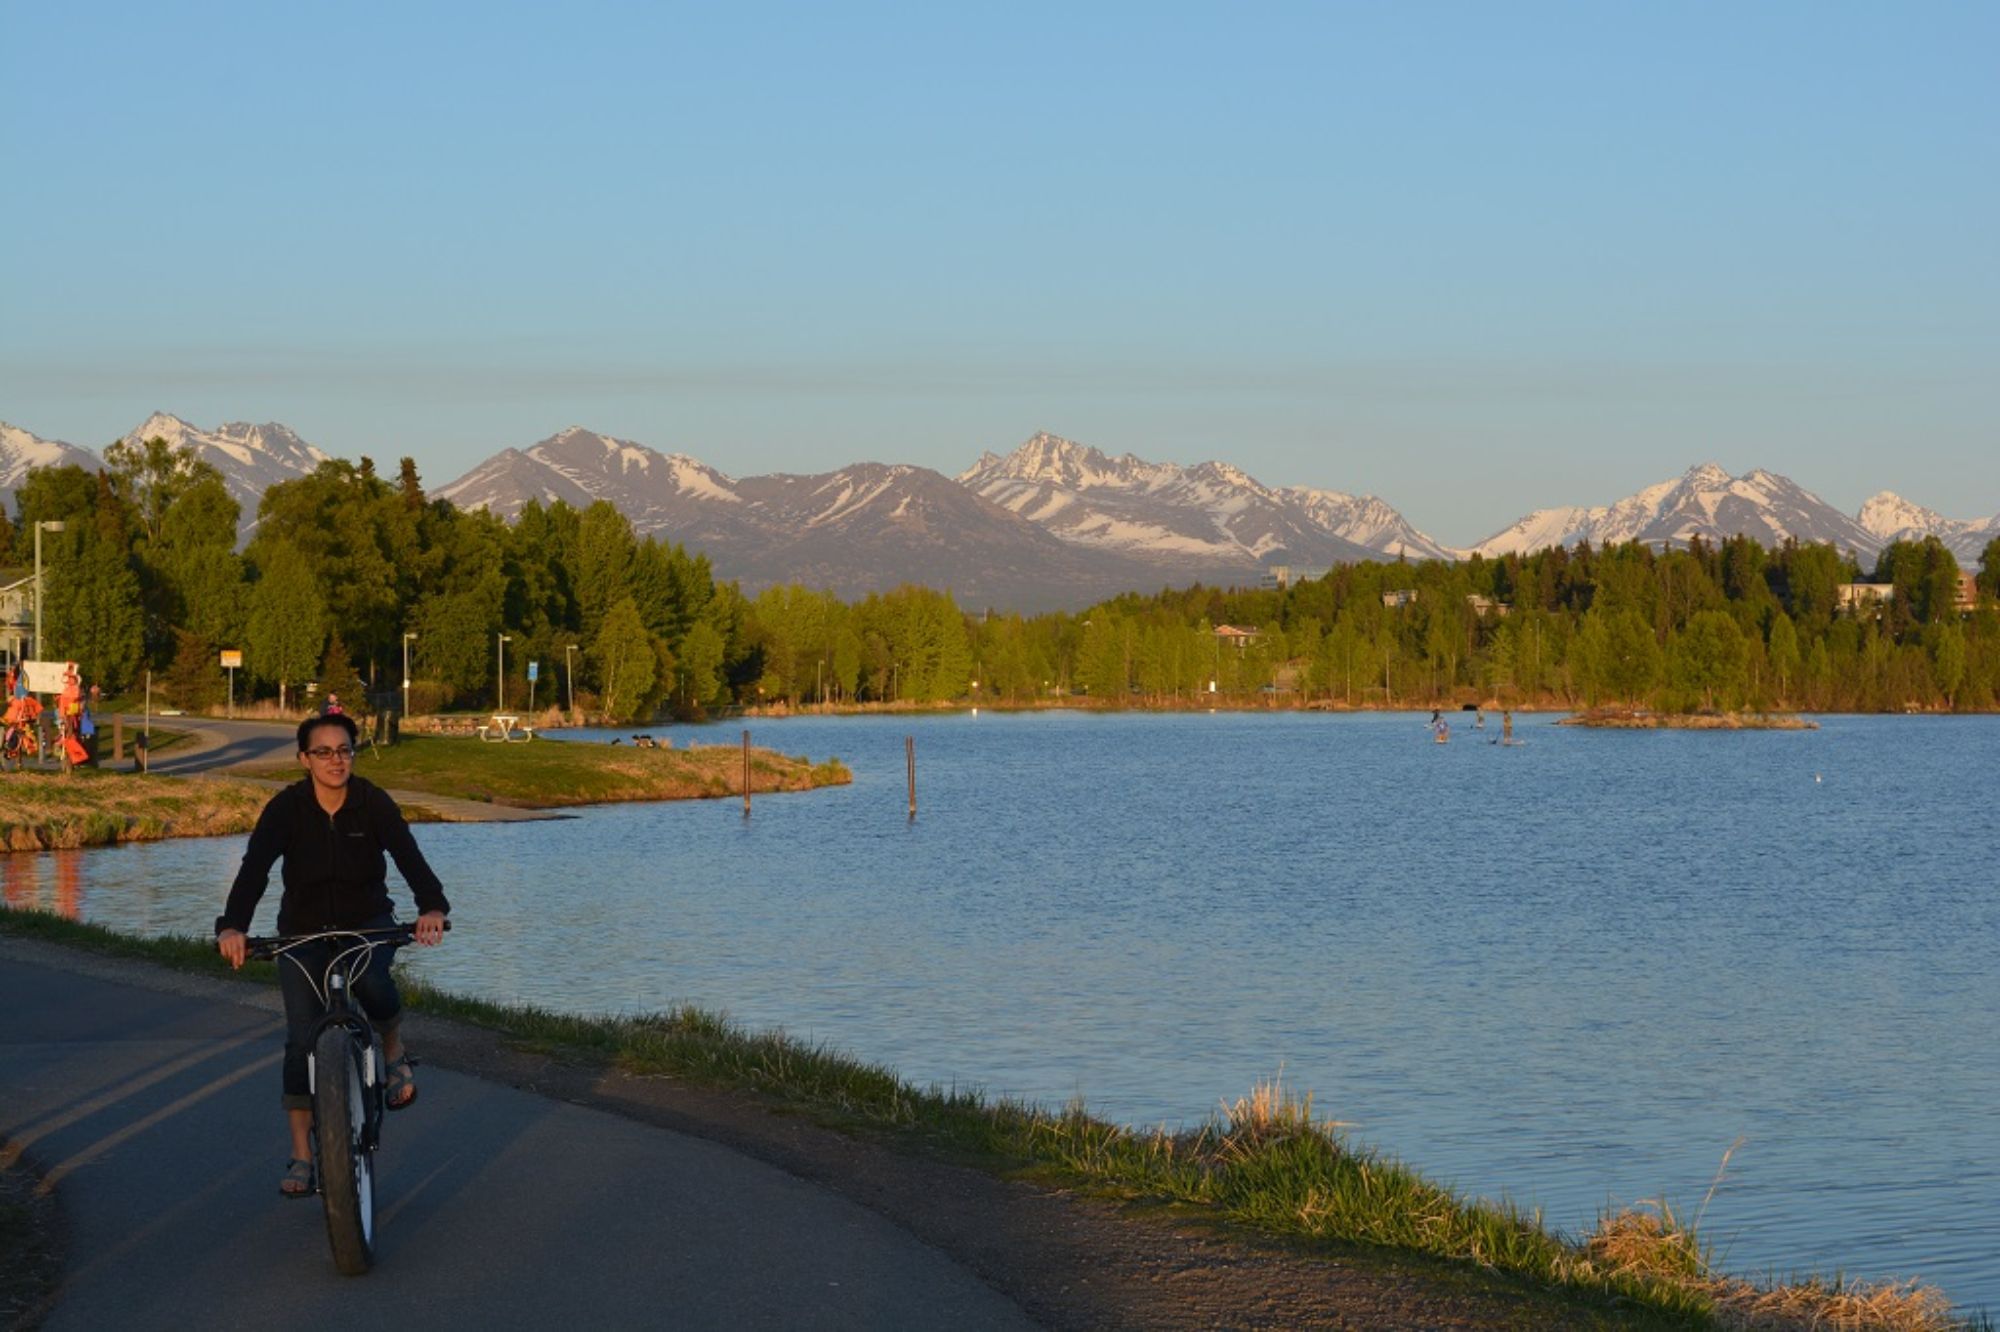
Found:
[4,2,1995,543]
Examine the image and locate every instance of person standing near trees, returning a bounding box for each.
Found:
[214,712,449,1197]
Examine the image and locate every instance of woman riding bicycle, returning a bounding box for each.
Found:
[215,712,450,1197]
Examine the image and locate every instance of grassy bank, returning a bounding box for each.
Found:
[1,910,1976,1331]
[256,734,850,808]
[0,771,272,851]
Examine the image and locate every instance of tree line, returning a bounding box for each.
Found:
[5,438,1999,717]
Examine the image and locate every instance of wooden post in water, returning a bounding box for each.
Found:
[741,729,751,816]
[905,735,916,818]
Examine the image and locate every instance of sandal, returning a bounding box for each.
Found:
[385,1054,417,1111]
[280,1158,316,1198]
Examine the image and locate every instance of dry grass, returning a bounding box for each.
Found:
[0,771,272,851]
[1574,1199,1962,1330]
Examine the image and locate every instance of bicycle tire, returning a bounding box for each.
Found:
[314,1026,376,1275]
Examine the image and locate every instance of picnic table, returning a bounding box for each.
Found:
[478,713,535,743]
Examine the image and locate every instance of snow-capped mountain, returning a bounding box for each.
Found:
[1857,491,2000,564]
[957,432,1435,570]
[1278,487,1458,562]
[119,413,328,535]
[437,436,1158,609]
[435,427,753,551]
[1468,464,1884,560]
[0,422,101,507]
[729,463,1160,606]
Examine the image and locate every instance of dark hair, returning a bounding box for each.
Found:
[297,713,359,752]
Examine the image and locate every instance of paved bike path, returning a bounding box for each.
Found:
[0,945,1033,1331]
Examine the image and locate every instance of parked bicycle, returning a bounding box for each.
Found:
[246,921,449,1275]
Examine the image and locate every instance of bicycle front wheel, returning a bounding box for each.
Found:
[314,1026,376,1275]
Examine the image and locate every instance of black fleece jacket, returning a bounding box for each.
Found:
[216,775,450,936]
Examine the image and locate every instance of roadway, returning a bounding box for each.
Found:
[0,939,1032,1330]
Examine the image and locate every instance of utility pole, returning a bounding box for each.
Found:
[33,520,65,660]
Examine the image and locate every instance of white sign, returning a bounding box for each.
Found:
[21,660,73,693]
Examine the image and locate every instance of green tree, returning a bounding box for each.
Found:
[413,588,499,703]
[245,543,327,708]
[676,620,727,709]
[1979,536,2000,604]
[317,634,369,715]
[1666,610,1748,710]
[573,502,636,644]
[1877,538,1961,625]
[1575,608,1661,705]
[593,597,657,722]
[163,629,226,711]
[1928,622,1967,709]
[44,530,145,689]
[1766,612,1801,704]
[104,435,224,549]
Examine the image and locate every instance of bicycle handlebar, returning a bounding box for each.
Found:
[243,920,451,961]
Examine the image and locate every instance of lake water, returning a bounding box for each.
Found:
[8,711,1996,1312]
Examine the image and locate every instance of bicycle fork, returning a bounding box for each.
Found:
[306,972,387,1152]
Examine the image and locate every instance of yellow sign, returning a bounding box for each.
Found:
[220,650,244,669]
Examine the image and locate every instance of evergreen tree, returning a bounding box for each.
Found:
[164,630,225,711]
[44,530,145,689]
[317,634,369,714]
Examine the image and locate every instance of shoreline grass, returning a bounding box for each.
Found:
[2,909,1982,1331]
[248,733,851,808]
[0,734,851,852]
[0,771,273,851]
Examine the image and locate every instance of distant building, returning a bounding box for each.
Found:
[1381,589,1418,608]
[1956,571,1979,612]
[0,570,31,667]
[1465,594,1511,617]
[1836,582,1894,613]
[1213,624,1261,649]
[1260,565,1329,590]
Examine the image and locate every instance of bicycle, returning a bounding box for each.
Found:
[245,921,449,1275]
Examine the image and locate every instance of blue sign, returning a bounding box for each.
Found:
[527,661,539,682]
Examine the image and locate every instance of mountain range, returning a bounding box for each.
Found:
[4,415,1997,607]
[0,414,325,541]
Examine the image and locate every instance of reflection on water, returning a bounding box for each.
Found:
[4,849,82,917]
[10,712,1998,1313]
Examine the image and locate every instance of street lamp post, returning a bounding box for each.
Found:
[33,520,66,661]
[402,633,417,718]
[497,634,512,713]
[564,644,578,722]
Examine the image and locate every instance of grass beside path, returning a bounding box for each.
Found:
[254,733,850,808]
[2,910,1979,1331]
[0,770,271,851]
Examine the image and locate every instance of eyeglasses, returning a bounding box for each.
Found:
[305,746,355,761]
